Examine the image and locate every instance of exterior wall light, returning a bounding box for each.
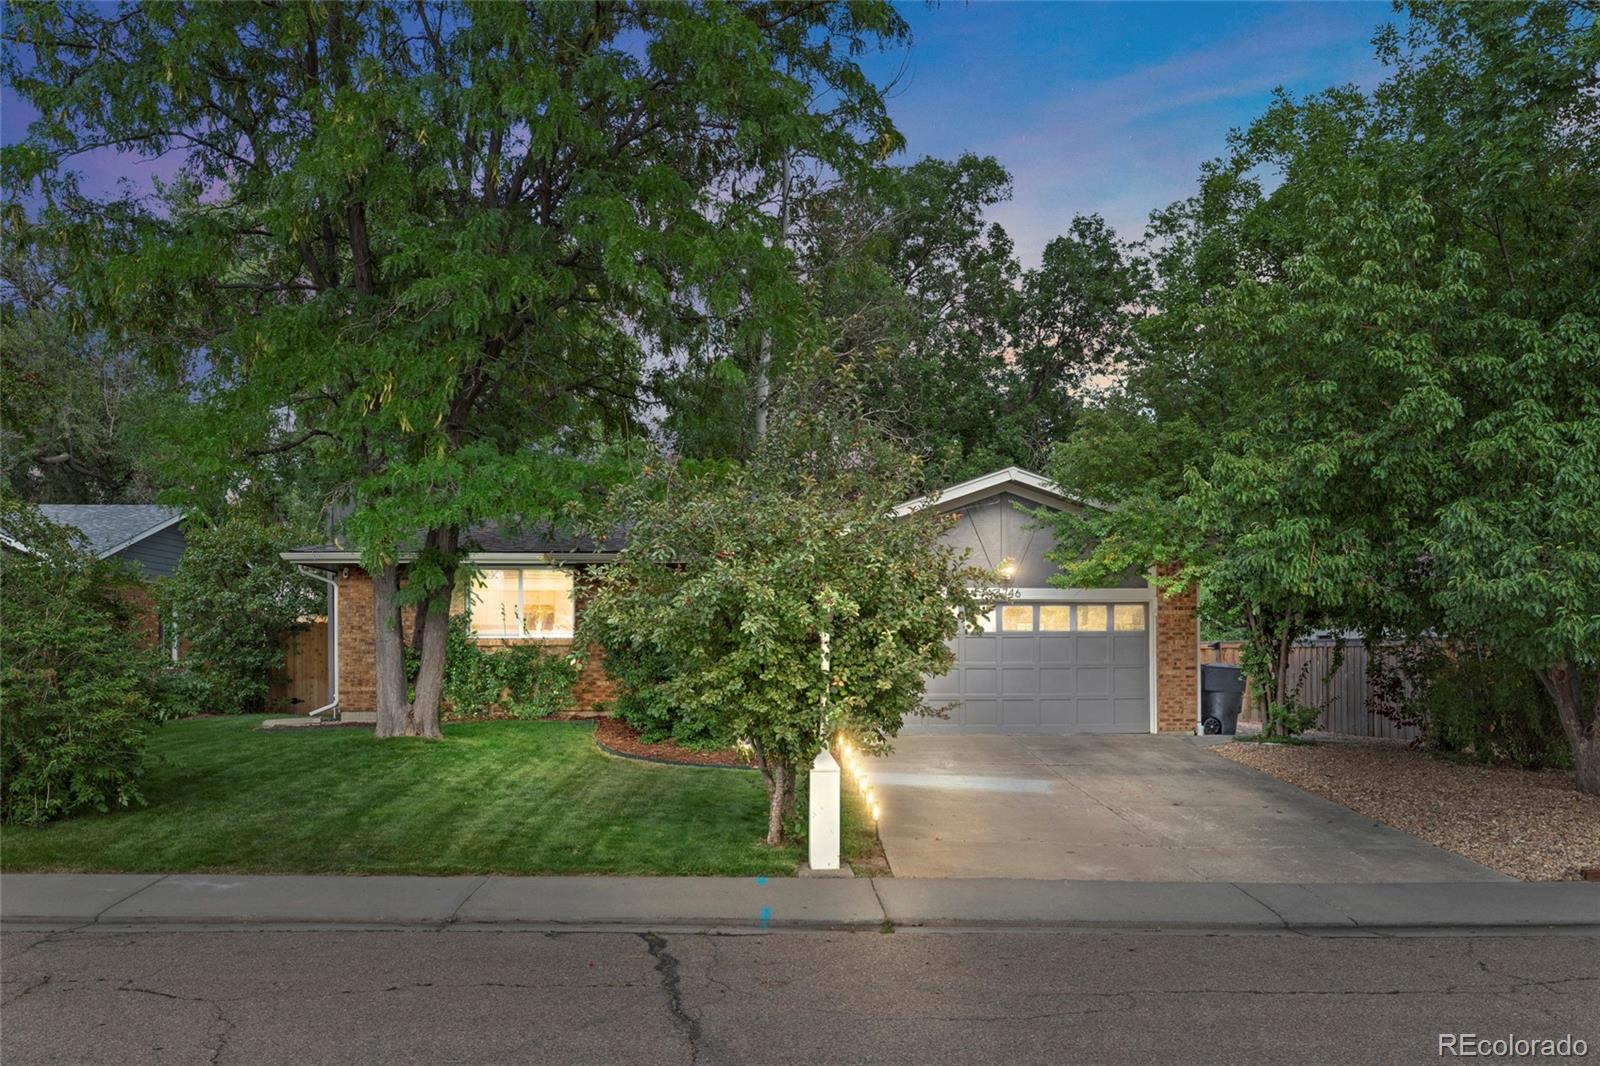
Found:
[998,556,1018,581]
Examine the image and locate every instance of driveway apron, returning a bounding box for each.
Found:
[869,735,1508,881]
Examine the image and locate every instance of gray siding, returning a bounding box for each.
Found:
[111,523,186,578]
[938,493,1143,588]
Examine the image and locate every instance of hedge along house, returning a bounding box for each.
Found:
[282,467,1199,734]
[896,468,1199,735]
[280,524,621,723]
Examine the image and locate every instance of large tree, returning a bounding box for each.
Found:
[0,235,174,504]
[4,1,907,738]
[1048,1,1600,773]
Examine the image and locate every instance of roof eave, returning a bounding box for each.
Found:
[893,466,1108,518]
[96,512,186,560]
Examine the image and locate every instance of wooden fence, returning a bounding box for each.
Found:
[269,620,329,712]
[1199,639,1419,740]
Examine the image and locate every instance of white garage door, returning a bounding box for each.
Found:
[910,602,1152,734]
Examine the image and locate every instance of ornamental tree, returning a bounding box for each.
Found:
[581,394,993,845]
[4,1,906,738]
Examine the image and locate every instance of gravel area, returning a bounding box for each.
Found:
[1214,739,1600,881]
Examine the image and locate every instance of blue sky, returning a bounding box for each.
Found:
[4,2,1402,267]
[866,1,1401,264]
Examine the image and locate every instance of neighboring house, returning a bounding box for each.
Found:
[282,467,1201,733]
[33,504,187,654]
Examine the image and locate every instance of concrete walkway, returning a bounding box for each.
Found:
[3,873,1595,934]
[872,734,1507,880]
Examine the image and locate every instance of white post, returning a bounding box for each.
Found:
[808,747,841,871]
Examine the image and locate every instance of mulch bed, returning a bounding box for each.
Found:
[1214,739,1600,881]
[592,716,753,769]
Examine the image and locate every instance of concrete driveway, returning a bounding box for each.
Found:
[871,735,1508,882]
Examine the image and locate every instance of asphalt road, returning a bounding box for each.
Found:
[3,928,1596,1065]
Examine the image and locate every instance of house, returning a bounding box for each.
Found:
[894,467,1197,734]
[31,504,187,654]
[280,523,622,721]
[282,467,1200,733]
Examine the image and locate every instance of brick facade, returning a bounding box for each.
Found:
[332,567,617,716]
[1153,567,1199,733]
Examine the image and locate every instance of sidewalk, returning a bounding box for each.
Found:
[3,873,1596,934]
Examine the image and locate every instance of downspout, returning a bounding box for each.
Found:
[296,565,340,719]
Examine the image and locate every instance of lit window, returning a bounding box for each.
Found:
[1113,604,1147,631]
[1076,605,1108,631]
[975,609,997,633]
[1001,605,1035,632]
[469,568,574,638]
[1039,605,1071,631]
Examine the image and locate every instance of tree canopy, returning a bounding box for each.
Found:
[4,0,909,737]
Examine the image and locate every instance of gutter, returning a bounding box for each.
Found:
[295,565,339,719]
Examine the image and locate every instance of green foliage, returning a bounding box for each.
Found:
[411,614,580,721]
[0,500,161,825]
[3,0,909,735]
[1263,701,1322,740]
[0,237,174,504]
[158,517,321,715]
[1046,2,1599,780]
[1374,643,1573,770]
[582,393,994,842]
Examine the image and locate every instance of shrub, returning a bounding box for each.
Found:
[1368,640,1571,769]
[410,614,580,720]
[158,517,321,714]
[0,503,161,825]
[1418,645,1572,770]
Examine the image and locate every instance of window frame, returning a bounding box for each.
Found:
[467,566,576,640]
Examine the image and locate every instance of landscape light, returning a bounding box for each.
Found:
[871,804,881,822]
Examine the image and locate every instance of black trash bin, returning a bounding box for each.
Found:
[1201,663,1246,735]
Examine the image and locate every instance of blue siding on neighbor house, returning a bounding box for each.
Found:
[112,522,186,578]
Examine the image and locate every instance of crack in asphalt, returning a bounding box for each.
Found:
[641,932,703,1064]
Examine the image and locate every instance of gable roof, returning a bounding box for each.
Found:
[35,505,185,558]
[893,466,1103,518]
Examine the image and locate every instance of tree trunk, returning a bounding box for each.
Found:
[764,759,789,846]
[407,566,457,741]
[752,147,793,442]
[1541,660,1599,796]
[372,562,411,738]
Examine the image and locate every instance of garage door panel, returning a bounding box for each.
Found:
[1002,699,1041,726]
[1000,666,1038,694]
[911,599,1152,734]
[1076,698,1112,725]
[1039,699,1074,726]
[1038,637,1074,664]
[1076,636,1110,664]
[963,699,1000,725]
[1001,639,1036,665]
[964,639,998,664]
[1040,667,1075,694]
[1114,697,1148,726]
[1076,666,1110,696]
[1111,635,1146,664]
[965,668,998,695]
[1113,666,1147,694]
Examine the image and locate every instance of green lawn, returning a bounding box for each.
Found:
[0,716,877,876]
